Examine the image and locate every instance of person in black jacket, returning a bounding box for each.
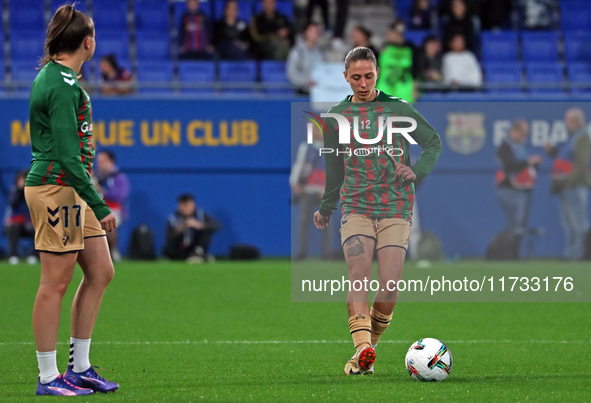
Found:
[495,120,542,236]
[163,194,220,263]
[249,0,293,60]
[3,170,36,264]
[214,0,250,60]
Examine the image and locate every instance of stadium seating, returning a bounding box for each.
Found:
[0,61,5,91]
[94,31,131,62]
[11,61,40,93]
[137,61,174,94]
[564,33,591,62]
[405,30,429,47]
[521,32,559,62]
[51,0,87,15]
[525,63,564,93]
[178,61,216,94]
[568,63,591,92]
[11,31,46,63]
[214,0,254,23]
[560,1,591,32]
[253,1,294,21]
[392,0,413,26]
[10,0,45,32]
[481,32,518,63]
[219,61,257,94]
[92,1,128,31]
[134,1,170,33]
[485,63,523,93]
[260,61,291,94]
[136,32,172,61]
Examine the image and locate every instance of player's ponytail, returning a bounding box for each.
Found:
[40,3,94,67]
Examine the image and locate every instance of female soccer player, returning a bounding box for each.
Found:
[25,5,119,395]
[313,47,442,375]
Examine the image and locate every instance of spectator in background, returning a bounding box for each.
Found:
[99,54,133,95]
[214,0,250,60]
[410,0,437,31]
[3,170,36,265]
[441,0,479,52]
[250,0,293,60]
[349,25,379,60]
[163,194,220,264]
[94,151,130,262]
[546,108,591,260]
[291,124,331,260]
[287,22,324,94]
[519,0,558,30]
[417,35,443,85]
[179,0,215,59]
[305,0,330,33]
[442,33,482,89]
[378,20,417,103]
[478,0,512,30]
[495,120,542,237]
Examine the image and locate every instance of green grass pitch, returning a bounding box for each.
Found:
[0,259,590,402]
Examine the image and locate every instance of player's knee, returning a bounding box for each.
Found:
[55,281,70,297]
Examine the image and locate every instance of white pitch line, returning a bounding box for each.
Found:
[0,339,589,347]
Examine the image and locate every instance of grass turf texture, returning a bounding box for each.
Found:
[0,260,590,402]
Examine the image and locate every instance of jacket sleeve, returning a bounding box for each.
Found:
[566,135,591,187]
[48,83,111,221]
[497,142,528,173]
[318,117,345,217]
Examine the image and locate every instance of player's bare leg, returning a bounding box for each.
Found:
[66,235,119,393]
[34,252,78,384]
[71,236,114,340]
[34,252,78,351]
[371,246,406,348]
[343,235,376,375]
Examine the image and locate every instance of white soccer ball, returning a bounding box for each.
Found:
[405,338,453,381]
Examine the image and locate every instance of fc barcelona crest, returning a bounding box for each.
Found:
[445,112,486,155]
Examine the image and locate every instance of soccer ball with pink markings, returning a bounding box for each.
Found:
[405,338,453,381]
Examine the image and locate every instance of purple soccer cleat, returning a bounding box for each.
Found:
[64,365,119,393]
[36,374,94,396]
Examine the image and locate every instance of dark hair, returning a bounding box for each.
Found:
[422,34,439,47]
[389,20,405,32]
[101,54,120,72]
[448,32,465,46]
[99,150,116,163]
[41,4,94,67]
[178,194,195,203]
[354,25,372,42]
[304,21,320,32]
[345,47,377,71]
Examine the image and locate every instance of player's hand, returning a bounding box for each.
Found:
[528,155,542,166]
[313,211,331,229]
[394,162,417,182]
[186,218,206,230]
[544,143,556,154]
[100,213,117,233]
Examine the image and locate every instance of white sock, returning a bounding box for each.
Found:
[36,351,60,384]
[70,337,91,373]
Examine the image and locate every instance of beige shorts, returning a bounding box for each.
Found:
[25,185,105,253]
[340,213,412,250]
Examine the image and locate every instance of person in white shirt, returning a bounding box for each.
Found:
[442,33,482,88]
[287,22,325,94]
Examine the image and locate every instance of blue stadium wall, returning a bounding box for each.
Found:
[1,97,590,258]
